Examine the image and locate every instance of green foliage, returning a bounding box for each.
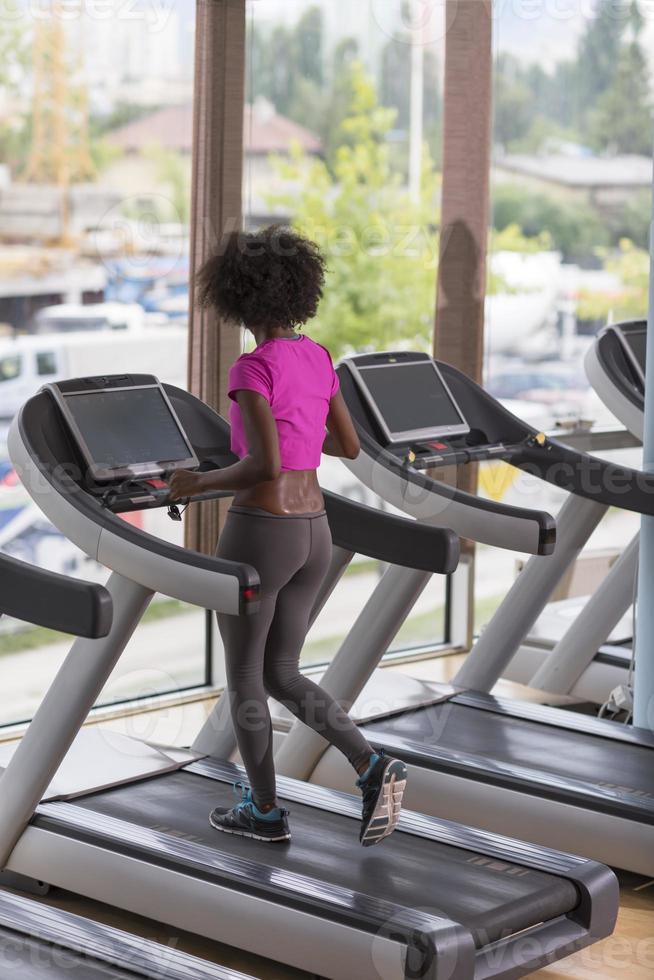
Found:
[577,240,648,322]
[88,137,123,176]
[291,6,324,88]
[610,189,652,250]
[493,55,533,150]
[573,0,627,133]
[491,223,552,254]
[0,20,31,172]
[588,39,653,154]
[505,116,577,156]
[321,38,361,168]
[491,183,609,262]
[494,1,652,156]
[265,64,440,358]
[246,6,361,176]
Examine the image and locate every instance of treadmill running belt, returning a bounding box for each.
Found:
[62,771,579,948]
[364,701,654,801]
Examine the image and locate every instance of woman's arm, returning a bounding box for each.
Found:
[169,390,280,500]
[322,391,361,460]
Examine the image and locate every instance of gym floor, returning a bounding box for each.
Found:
[2,654,652,979]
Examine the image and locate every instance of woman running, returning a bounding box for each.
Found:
[170,226,407,846]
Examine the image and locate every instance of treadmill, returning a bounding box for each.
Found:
[273,350,654,876]
[0,373,617,980]
[505,319,646,700]
[0,552,248,980]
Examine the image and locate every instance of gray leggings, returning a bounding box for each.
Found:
[216,506,373,807]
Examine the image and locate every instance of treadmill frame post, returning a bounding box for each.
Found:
[276,563,432,780]
[453,494,608,691]
[634,156,654,730]
[530,532,639,694]
[0,573,153,870]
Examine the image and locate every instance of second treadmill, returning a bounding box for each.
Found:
[273,350,654,876]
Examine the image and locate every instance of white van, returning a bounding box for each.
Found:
[0,327,188,419]
[32,302,168,334]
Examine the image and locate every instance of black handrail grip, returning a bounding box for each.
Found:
[0,553,113,639]
[323,491,459,574]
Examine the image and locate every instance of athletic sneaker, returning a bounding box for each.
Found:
[356,750,407,847]
[209,782,291,843]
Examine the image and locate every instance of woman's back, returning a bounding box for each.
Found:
[228,335,339,472]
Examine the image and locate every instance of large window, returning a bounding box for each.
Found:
[0,1,455,728]
[0,1,200,725]
[476,0,652,632]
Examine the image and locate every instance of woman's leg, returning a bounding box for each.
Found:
[263,514,374,775]
[216,510,310,809]
[216,593,278,808]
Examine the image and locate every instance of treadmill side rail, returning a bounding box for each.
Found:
[358,726,654,824]
[453,690,654,748]
[0,888,253,980]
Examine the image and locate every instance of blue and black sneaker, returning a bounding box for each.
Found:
[209,782,291,843]
[356,750,407,847]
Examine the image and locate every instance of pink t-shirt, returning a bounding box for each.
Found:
[227,335,340,471]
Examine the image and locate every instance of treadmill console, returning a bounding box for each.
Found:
[346,351,470,443]
[44,374,224,514]
[46,375,198,483]
[343,351,524,470]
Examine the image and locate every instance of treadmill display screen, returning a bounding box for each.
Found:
[356,361,469,442]
[61,385,197,481]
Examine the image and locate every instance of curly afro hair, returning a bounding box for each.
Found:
[195,225,326,330]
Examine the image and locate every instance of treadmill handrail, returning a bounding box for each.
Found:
[0,552,112,638]
[352,426,557,555]
[512,437,654,516]
[438,358,654,516]
[323,489,459,574]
